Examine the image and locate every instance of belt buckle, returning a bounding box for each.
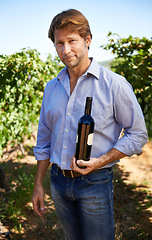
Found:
[62,169,74,178]
[70,170,74,178]
[62,170,66,177]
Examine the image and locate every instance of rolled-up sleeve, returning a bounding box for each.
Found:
[113,79,148,156]
[33,90,52,161]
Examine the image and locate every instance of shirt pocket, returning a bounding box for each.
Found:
[72,101,84,120]
[92,106,113,131]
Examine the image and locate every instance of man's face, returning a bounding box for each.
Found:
[54,28,91,69]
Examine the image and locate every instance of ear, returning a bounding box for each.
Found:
[86,34,91,48]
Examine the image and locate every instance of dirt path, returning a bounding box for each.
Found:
[118,142,152,189]
[117,141,152,222]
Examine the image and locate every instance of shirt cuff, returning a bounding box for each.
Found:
[33,147,50,161]
[113,137,143,157]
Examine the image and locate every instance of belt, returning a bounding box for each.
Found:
[53,164,110,178]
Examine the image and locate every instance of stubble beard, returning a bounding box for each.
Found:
[63,54,84,69]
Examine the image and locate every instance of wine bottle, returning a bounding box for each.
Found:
[75,97,95,168]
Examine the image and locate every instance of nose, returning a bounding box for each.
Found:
[63,42,71,55]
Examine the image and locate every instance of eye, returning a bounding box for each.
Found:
[70,39,76,43]
[58,42,63,45]
[55,41,64,47]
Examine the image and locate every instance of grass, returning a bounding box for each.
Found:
[0,162,36,233]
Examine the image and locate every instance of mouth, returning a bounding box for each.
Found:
[63,55,75,61]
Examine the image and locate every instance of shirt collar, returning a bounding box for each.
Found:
[57,57,100,81]
[57,67,67,82]
[86,58,100,79]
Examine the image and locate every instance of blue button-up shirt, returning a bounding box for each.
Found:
[34,58,148,169]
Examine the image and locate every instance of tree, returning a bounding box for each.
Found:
[101,33,152,138]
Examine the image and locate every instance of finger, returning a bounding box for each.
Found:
[71,156,80,170]
[32,194,45,216]
[33,199,42,216]
[77,159,92,171]
[71,157,88,175]
[70,156,76,169]
[40,207,47,214]
[40,207,47,215]
[77,160,87,167]
[70,155,75,167]
[38,196,47,214]
[39,200,47,214]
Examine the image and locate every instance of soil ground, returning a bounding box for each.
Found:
[0,135,152,240]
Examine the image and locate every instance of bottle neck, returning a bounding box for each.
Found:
[85,97,92,115]
[85,107,91,115]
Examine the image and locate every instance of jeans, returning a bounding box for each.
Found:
[50,164,114,240]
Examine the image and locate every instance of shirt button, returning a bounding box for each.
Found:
[63,162,65,165]
[64,146,67,149]
[65,129,68,132]
[67,113,70,116]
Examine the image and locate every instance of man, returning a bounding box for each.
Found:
[32,9,148,240]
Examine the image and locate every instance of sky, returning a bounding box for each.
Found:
[0,0,152,62]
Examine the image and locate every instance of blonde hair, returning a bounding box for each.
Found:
[48,9,92,43]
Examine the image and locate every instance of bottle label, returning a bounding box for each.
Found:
[87,133,94,146]
[76,135,78,143]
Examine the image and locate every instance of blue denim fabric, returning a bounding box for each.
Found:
[50,164,114,240]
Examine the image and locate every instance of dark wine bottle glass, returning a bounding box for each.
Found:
[75,97,95,168]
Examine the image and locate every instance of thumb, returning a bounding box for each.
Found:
[77,160,86,167]
[39,200,47,213]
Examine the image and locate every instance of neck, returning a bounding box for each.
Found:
[68,56,91,95]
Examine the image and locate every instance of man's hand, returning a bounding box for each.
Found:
[70,156,99,175]
[32,159,50,216]
[32,184,47,216]
[71,148,126,175]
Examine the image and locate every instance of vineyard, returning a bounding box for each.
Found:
[102,33,152,138]
[0,49,63,156]
[0,35,152,239]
